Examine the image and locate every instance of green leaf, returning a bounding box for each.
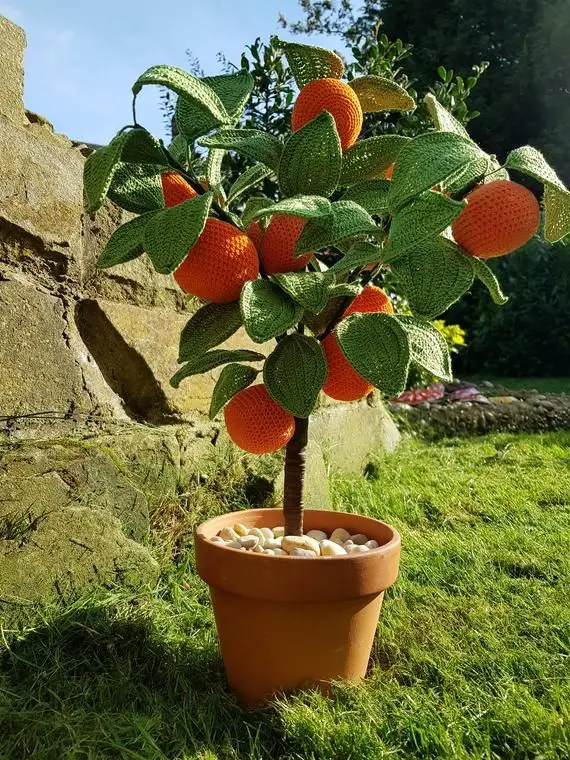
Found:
[242,197,274,227]
[279,39,344,89]
[296,200,378,254]
[329,242,383,276]
[250,195,332,221]
[340,179,391,215]
[391,237,474,319]
[340,135,410,186]
[96,212,156,269]
[388,131,487,211]
[133,65,229,123]
[386,191,465,260]
[423,93,470,138]
[443,155,492,195]
[205,148,225,189]
[178,302,243,362]
[227,164,273,205]
[121,128,168,165]
[199,129,282,171]
[84,131,129,213]
[168,134,189,165]
[263,334,327,418]
[204,71,254,123]
[394,315,452,381]
[171,349,265,388]
[240,280,303,344]
[279,111,342,198]
[504,145,566,191]
[470,256,509,305]
[107,162,164,214]
[272,272,333,314]
[209,364,259,419]
[349,76,415,113]
[328,282,362,299]
[336,313,410,396]
[143,192,213,274]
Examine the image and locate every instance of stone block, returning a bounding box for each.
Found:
[0,16,26,125]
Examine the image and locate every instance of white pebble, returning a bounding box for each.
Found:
[264,539,283,551]
[347,544,370,554]
[365,540,379,550]
[209,536,225,544]
[220,526,239,542]
[248,528,266,546]
[350,533,369,545]
[344,540,355,549]
[264,549,275,555]
[307,529,328,542]
[252,544,265,553]
[290,547,318,557]
[330,528,351,545]
[225,540,243,549]
[272,548,288,556]
[320,539,347,557]
[282,535,321,556]
[238,535,259,550]
[233,522,250,537]
[260,527,274,541]
[273,526,285,538]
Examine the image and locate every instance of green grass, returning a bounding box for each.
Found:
[465,376,570,394]
[1,432,570,759]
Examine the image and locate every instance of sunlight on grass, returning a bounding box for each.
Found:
[1,432,569,759]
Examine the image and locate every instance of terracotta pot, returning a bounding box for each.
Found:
[195,508,401,705]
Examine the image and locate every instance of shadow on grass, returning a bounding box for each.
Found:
[0,597,283,759]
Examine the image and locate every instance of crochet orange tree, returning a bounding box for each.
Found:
[84,40,568,535]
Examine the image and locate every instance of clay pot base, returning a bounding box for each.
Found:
[195,508,401,705]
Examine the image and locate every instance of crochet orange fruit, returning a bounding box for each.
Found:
[291,78,363,151]
[161,173,259,303]
[224,384,295,454]
[259,215,312,275]
[452,180,540,259]
[246,221,264,250]
[322,287,394,402]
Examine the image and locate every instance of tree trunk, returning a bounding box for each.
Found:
[283,416,309,536]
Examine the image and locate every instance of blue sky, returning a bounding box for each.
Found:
[2,1,347,145]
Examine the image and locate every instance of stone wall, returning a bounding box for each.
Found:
[0,16,400,620]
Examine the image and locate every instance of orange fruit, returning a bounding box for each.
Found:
[246,221,264,250]
[161,171,197,206]
[259,215,312,275]
[452,180,540,258]
[224,384,295,454]
[322,286,394,402]
[291,78,363,151]
[174,218,259,303]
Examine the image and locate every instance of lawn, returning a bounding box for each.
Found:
[1,432,569,759]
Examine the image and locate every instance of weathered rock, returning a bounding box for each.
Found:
[0,507,159,625]
[0,17,26,125]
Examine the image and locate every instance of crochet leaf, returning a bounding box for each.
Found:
[168,135,189,165]
[336,313,410,397]
[170,349,265,389]
[228,164,273,204]
[391,237,474,319]
[340,135,410,186]
[204,71,254,122]
[240,280,303,343]
[505,146,570,242]
[133,65,229,124]
[96,212,157,269]
[443,155,492,195]
[295,200,378,254]
[143,192,213,274]
[178,302,243,362]
[250,195,332,221]
[242,197,274,227]
[205,148,224,189]
[279,39,344,88]
[199,129,282,171]
[329,242,383,276]
[264,334,327,418]
[107,162,164,214]
[386,191,465,260]
[423,93,470,138]
[340,179,391,215]
[272,272,333,314]
[279,111,342,198]
[84,131,130,213]
[120,128,168,165]
[209,364,259,420]
[470,257,509,305]
[394,315,452,381]
[388,131,486,211]
[328,282,363,299]
[349,76,415,113]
